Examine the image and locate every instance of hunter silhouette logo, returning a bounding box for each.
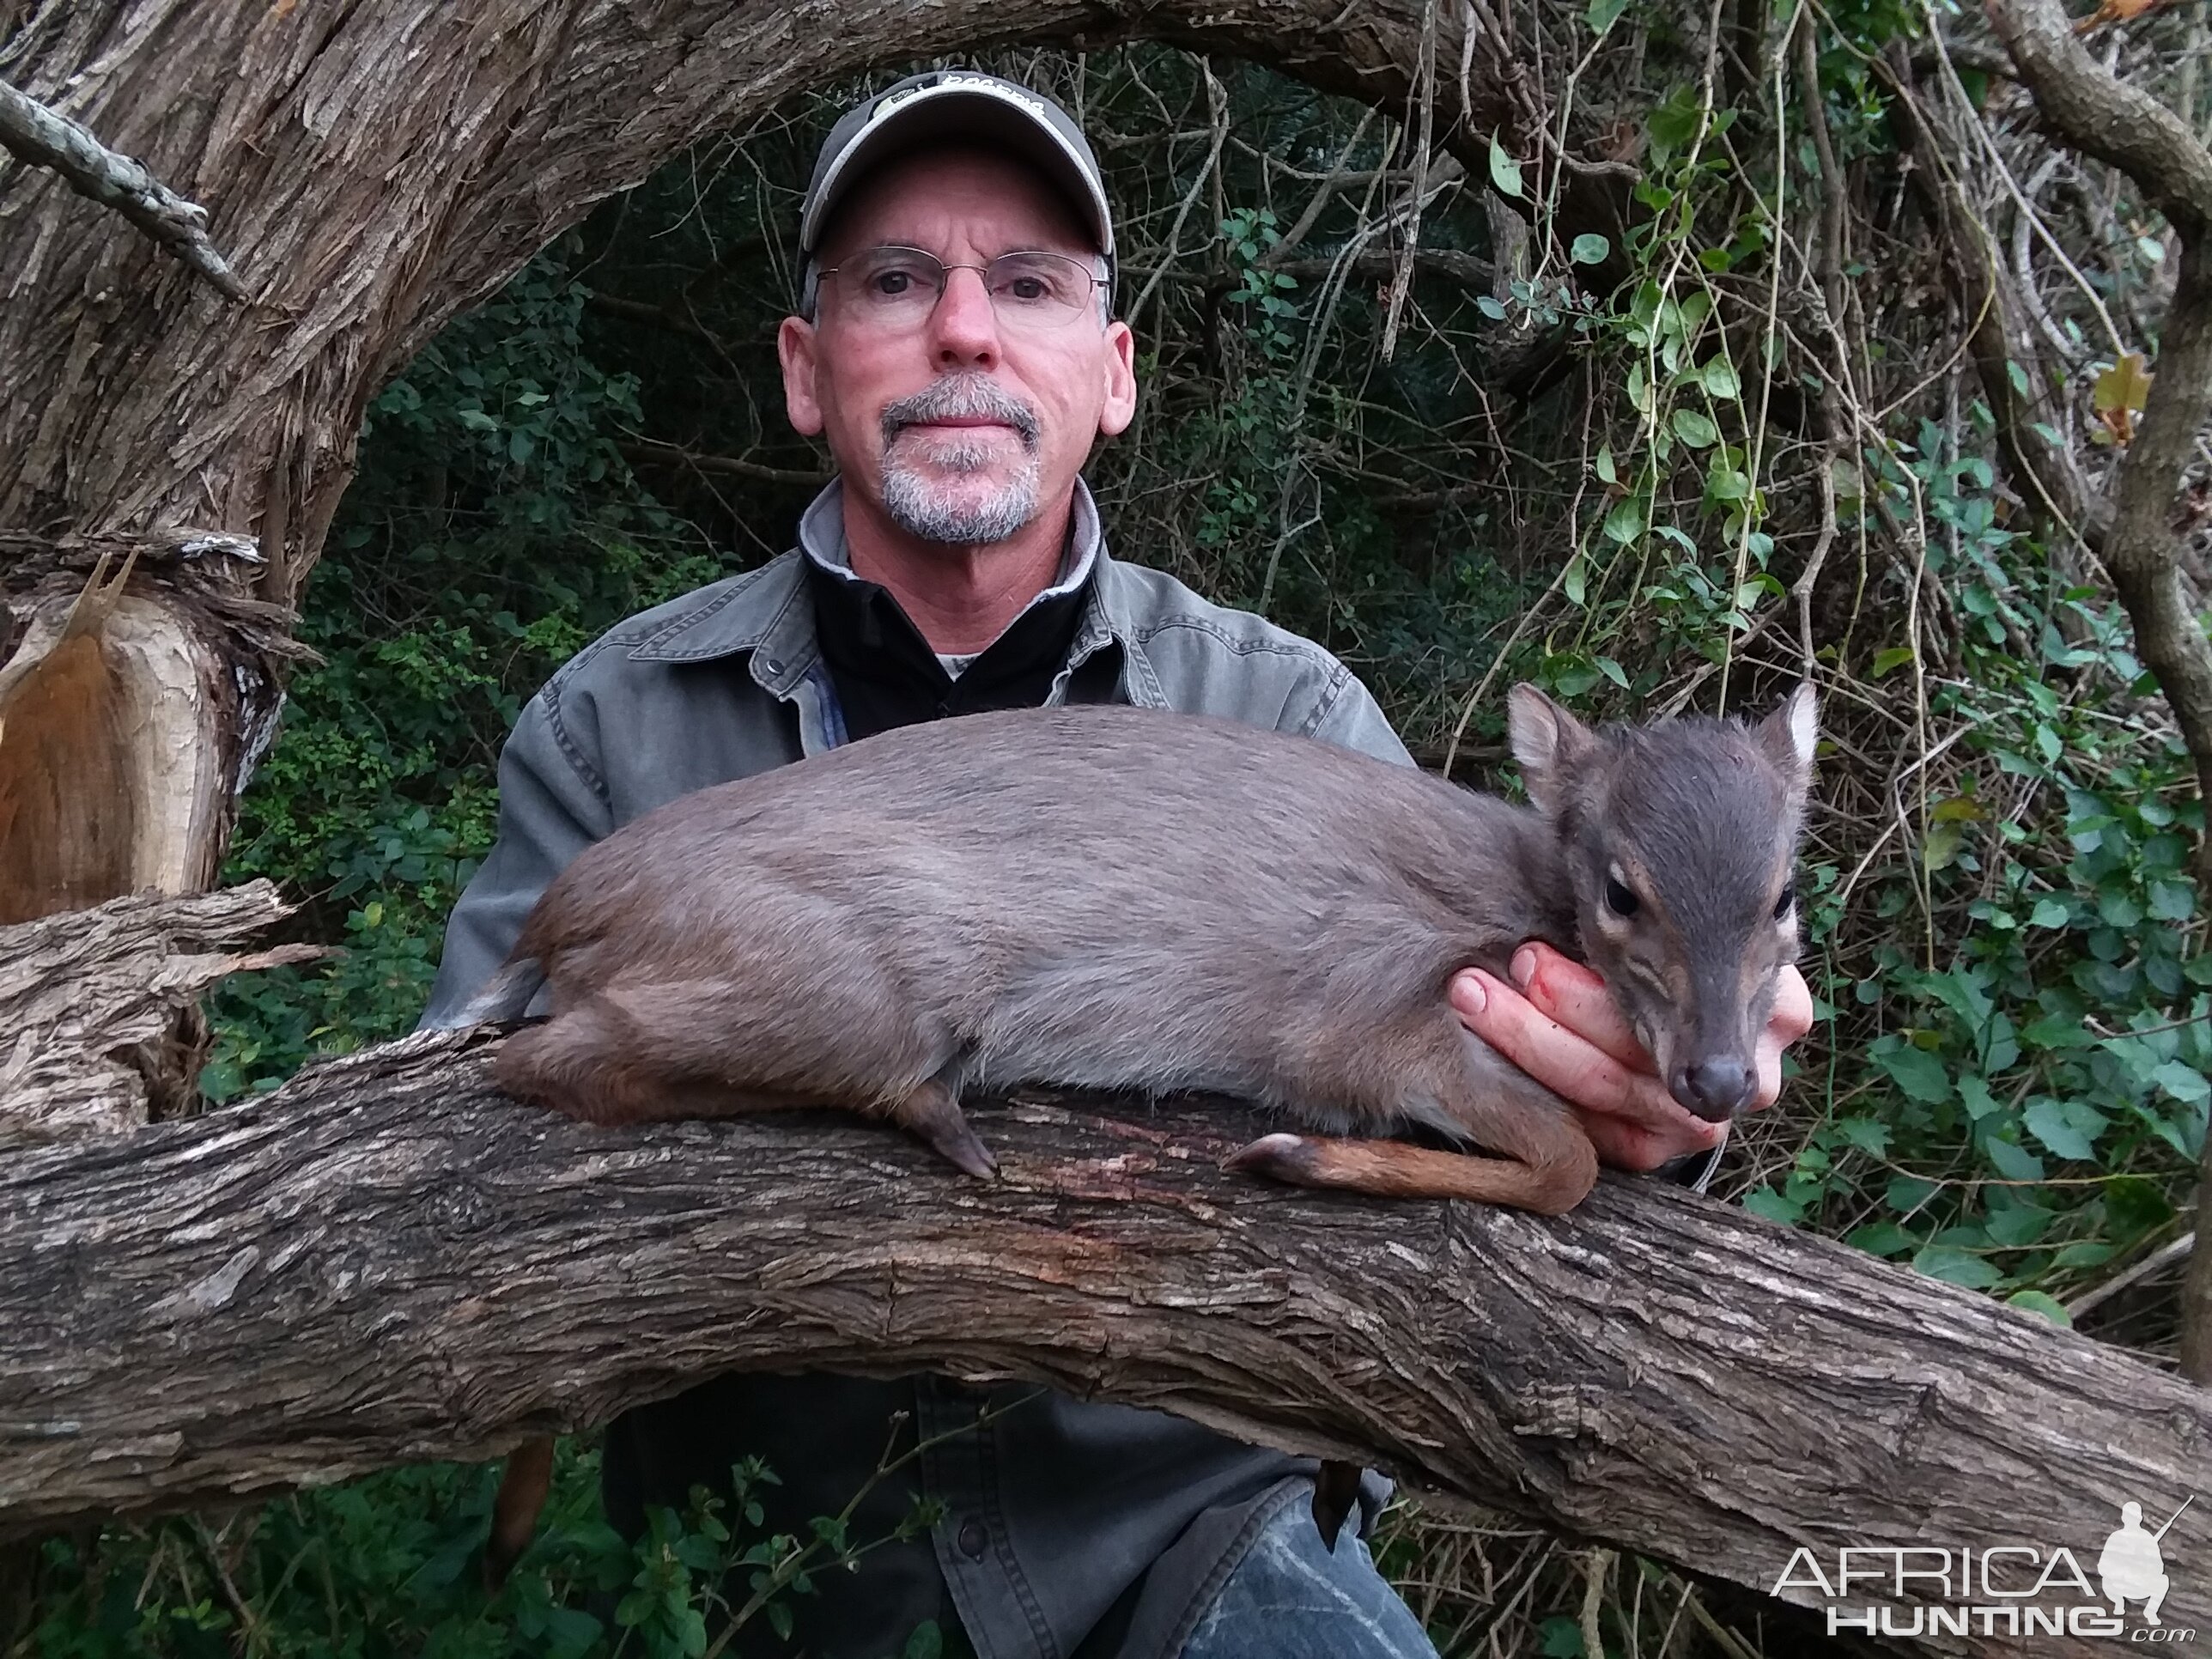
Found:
[2100,1498,2191,1626]
[1773,1495,2198,1641]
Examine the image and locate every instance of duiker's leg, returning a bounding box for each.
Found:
[483,1435,556,1589]
[885,1075,997,1179]
[494,980,993,1176]
[1231,1021,1598,1216]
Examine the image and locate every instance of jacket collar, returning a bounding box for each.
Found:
[624,476,1163,707]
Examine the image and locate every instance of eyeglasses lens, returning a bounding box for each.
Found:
[831,247,1097,328]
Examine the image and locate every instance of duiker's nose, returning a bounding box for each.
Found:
[1673,1055,1753,1121]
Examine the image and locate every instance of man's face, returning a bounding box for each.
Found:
[779,146,1138,547]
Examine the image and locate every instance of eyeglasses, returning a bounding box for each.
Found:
[815,246,1109,331]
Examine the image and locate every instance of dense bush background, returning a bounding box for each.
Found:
[26,20,2212,1658]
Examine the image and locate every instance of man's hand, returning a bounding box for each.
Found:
[1449,943,1814,1172]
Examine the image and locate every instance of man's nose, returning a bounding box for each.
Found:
[927,265,1000,368]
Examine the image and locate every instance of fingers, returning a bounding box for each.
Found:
[1753,963,1816,1109]
[1450,965,1726,1172]
[1504,942,1654,1073]
[1577,1110,1724,1173]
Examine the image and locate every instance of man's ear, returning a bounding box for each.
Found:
[1097,319,1138,438]
[779,313,825,437]
[1507,683,1596,815]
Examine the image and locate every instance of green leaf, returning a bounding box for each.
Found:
[1602,496,1646,544]
[903,1623,946,1659]
[1476,294,1508,321]
[1912,1244,2003,1289]
[2021,1012,2095,1048]
[2153,1060,2210,1104]
[2006,1290,2072,1328]
[1983,1134,2045,1182]
[1923,820,1965,874]
[1887,1174,1941,1213]
[1846,1221,1918,1258]
[1875,1043,1952,1104]
[1832,1116,1891,1158]
[1571,232,1611,264]
[2148,879,2197,921]
[1594,444,1617,485]
[1742,1187,1803,1225]
[1586,0,1630,34]
[2027,897,2070,927]
[1672,408,1720,447]
[1870,646,1916,678]
[2052,1242,2115,1271]
[2022,1097,2094,1161]
[1489,134,1524,199]
[1984,1203,2053,1248]
[1700,357,1741,399]
[1539,1615,1587,1657]
[1957,1074,2002,1121]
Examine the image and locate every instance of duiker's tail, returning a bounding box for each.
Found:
[450,957,547,1027]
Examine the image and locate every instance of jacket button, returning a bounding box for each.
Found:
[957,1517,988,1560]
[763,657,783,675]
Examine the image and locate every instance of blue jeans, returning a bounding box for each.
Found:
[1180,1493,1439,1659]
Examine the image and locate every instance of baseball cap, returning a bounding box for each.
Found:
[799,71,1116,283]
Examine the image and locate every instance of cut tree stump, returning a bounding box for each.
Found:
[0,1021,2203,1657]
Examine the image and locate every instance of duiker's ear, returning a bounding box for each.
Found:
[1507,684,1596,814]
[1753,684,1820,785]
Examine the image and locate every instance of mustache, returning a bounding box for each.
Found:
[880,374,1042,452]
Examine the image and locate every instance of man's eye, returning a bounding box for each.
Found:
[1005,276,1048,301]
[872,270,914,296]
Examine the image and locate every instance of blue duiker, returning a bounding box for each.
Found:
[469,684,1815,1579]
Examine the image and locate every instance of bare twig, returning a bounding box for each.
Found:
[0,79,246,301]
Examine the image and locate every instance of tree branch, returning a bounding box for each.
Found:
[1,1018,2207,1654]
[0,79,246,301]
[1983,0,2212,239]
[616,435,829,488]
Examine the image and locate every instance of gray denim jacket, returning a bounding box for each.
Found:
[421,480,1410,1659]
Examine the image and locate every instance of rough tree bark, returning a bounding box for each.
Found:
[0,77,246,299]
[1980,0,2212,1387]
[3,1022,2207,1659]
[0,881,323,1144]
[0,0,1591,932]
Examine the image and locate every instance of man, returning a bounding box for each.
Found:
[422,70,1811,1659]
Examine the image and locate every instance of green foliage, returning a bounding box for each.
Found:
[33,1448,763,1659]
[1735,416,2206,1303]
[204,245,728,1097]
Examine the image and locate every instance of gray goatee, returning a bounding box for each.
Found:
[879,373,1044,545]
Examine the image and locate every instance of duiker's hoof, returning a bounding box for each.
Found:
[1224,1133,1320,1184]
[1312,1459,1360,1551]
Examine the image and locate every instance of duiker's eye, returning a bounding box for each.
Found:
[1773,881,1797,921]
[1604,875,1641,918]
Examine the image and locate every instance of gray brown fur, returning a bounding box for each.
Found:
[477,685,1814,1219]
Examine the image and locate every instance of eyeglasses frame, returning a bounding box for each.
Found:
[809,244,1113,330]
